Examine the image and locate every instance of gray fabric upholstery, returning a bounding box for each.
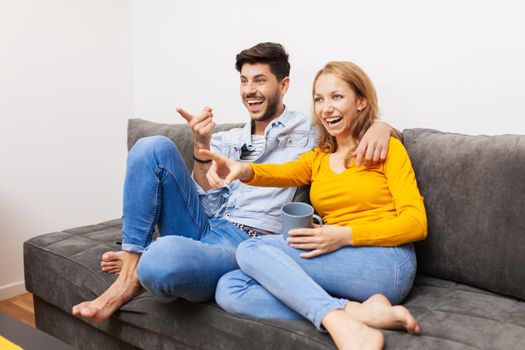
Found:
[24,219,525,349]
[24,121,525,349]
[403,129,525,301]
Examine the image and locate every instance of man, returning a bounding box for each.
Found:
[72,42,396,323]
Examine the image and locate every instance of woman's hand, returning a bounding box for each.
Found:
[287,224,353,258]
[198,150,253,188]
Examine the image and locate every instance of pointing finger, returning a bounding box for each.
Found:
[176,108,193,123]
[198,149,224,163]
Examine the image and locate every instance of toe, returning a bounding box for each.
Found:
[80,306,98,320]
[72,301,90,316]
[402,309,420,335]
[102,251,117,261]
[372,294,390,304]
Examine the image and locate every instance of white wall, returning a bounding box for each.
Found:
[0,0,133,299]
[132,0,525,135]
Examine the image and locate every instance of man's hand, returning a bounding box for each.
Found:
[176,107,215,149]
[198,150,253,188]
[287,224,352,258]
[177,107,216,191]
[352,121,393,167]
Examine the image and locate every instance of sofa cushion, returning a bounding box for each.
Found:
[24,219,525,349]
[403,128,525,301]
[24,220,335,349]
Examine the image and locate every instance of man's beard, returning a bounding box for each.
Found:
[251,89,281,122]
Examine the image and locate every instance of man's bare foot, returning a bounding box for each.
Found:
[73,252,141,323]
[101,251,124,274]
[345,294,420,335]
[323,310,384,350]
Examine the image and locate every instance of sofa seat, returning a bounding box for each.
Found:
[24,219,525,350]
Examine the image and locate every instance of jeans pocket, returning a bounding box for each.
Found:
[395,246,417,303]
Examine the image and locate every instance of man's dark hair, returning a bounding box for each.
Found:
[235,42,290,81]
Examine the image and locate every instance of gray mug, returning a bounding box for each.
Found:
[281,202,323,239]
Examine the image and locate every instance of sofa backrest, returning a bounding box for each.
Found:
[403,128,525,301]
[128,119,525,300]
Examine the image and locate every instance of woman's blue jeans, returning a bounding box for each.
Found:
[121,136,250,302]
[215,235,417,330]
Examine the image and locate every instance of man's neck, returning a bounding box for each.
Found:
[252,105,286,136]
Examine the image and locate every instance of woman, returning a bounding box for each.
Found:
[200,61,427,350]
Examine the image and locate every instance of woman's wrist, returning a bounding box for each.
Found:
[239,163,254,181]
[344,226,354,246]
[327,225,354,247]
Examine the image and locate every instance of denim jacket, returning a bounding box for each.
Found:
[193,108,317,234]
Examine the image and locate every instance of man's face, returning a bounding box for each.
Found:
[240,63,288,122]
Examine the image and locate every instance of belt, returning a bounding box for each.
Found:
[231,222,263,238]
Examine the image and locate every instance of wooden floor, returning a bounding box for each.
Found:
[0,293,35,327]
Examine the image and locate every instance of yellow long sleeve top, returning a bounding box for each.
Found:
[245,137,427,246]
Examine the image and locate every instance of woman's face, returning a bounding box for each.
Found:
[313,73,366,140]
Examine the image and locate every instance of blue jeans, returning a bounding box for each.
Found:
[215,235,417,329]
[121,136,251,302]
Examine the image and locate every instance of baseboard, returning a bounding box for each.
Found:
[0,280,26,300]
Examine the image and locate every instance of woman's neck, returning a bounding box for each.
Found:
[335,135,357,155]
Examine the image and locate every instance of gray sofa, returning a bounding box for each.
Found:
[24,119,525,349]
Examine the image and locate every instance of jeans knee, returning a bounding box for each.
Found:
[236,238,262,272]
[215,270,247,314]
[215,272,234,312]
[136,240,180,297]
[129,136,176,163]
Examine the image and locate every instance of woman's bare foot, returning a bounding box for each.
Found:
[101,251,124,274]
[73,252,142,323]
[323,310,384,350]
[345,294,420,335]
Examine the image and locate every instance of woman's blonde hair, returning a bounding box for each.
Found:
[312,61,379,166]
